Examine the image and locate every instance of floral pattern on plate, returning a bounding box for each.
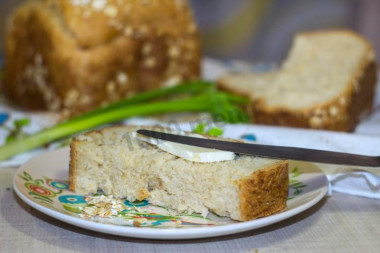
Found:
[13,147,328,239]
[17,163,309,228]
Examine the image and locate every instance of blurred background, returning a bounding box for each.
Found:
[189,0,380,63]
[1,0,380,64]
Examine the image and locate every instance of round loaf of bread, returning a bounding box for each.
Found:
[3,0,201,114]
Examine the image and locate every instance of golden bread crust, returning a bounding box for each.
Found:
[3,0,200,113]
[69,139,78,192]
[248,60,376,132]
[238,161,288,221]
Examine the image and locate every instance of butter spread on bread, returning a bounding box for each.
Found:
[135,131,236,163]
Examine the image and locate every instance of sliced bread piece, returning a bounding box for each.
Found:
[219,30,377,131]
[69,126,288,221]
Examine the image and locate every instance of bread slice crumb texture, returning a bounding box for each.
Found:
[219,30,377,131]
[70,126,288,221]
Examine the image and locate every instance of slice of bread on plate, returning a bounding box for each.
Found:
[218,30,377,131]
[69,126,288,221]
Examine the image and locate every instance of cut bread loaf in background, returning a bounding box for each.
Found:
[219,30,377,131]
[3,0,200,114]
[69,126,289,221]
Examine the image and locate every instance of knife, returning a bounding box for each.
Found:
[136,129,380,167]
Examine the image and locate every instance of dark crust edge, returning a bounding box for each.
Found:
[238,160,289,221]
[69,138,78,192]
[250,60,377,132]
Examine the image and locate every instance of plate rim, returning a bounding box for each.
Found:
[13,147,328,240]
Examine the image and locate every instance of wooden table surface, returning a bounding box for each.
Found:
[1,167,379,253]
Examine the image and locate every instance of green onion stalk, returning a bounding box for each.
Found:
[0,81,249,161]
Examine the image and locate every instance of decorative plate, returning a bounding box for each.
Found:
[13,147,328,240]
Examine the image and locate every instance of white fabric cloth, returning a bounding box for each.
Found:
[327,172,380,199]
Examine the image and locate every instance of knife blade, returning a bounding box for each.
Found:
[136,129,380,167]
